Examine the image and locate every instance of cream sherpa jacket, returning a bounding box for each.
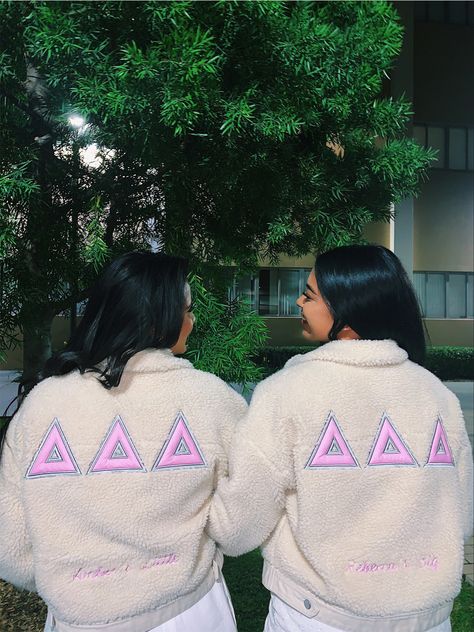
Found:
[209,340,474,632]
[0,349,247,629]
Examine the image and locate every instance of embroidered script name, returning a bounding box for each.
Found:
[73,553,178,581]
[346,555,439,574]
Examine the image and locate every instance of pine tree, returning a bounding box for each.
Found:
[0,1,433,384]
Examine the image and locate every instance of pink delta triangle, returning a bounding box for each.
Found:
[26,419,81,478]
[153,411,206,470]
[367,414,418,467]
[426,417,454,466]
[88,416,146,474]
[305,413,359,468]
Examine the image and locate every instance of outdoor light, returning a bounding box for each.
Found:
[68,115,86,128]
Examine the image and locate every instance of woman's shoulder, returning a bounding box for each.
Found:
[187,367,247,403]
[404,359,459,401]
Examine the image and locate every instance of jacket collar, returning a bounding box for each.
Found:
[285,339,408,369]
[122,349,194,374]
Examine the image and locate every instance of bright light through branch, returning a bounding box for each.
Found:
[68,115,86,128]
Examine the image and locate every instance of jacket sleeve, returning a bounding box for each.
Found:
[453,397,474,542]
[211,385,249,486]
[0,419,36,592]
[208,380,291,556]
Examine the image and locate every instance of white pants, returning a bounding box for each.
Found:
[44,578,236,632]
[149,579,236,632]
[263,595,452,632]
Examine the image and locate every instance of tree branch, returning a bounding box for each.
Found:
[0,87,31,117]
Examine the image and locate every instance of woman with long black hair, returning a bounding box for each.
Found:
[0,251,244,632]
[209,245,473,632]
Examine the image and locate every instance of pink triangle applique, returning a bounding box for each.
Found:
[305,412,359,468]
[26,419,81,478]
[426,417,454,466]
[367,413,418,467]
[88,416,146,474]
[153,411,207,470]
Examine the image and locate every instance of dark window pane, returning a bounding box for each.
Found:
[467,274,473,318]
[467,128,474,170]
[415,1,427,21]
[426,273,446,317]
[448,128,467,170]
[258,269,278,315]
[413,125,427,148]
[413,272,427,316]
[447,273,466,318]
[428,1,445,22]
[448,1,467,24]
[279,270,300,316]
[427,127,446,168]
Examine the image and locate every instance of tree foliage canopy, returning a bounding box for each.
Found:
[0,0,433,380]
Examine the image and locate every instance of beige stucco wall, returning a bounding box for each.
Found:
[424,319,474,347]
[259,221,393,268]
[414,171,474,272]
[362,221,391,248]
[258,254,315,268]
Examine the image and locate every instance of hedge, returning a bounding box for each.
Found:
[254,345,474,381]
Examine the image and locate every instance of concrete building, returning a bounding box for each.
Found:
[1,1,473,390]
[232,1,474,347]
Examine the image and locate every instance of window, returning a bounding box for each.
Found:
[427,126,445,169]
[414,271,474,318]
[258,269,278,316]
[448,128,467,170]
[415,2,474,25]
[414,124,474,171]
[229,268,311,317]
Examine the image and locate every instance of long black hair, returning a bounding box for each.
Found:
[42,251,189,388]
[315,245,426,365]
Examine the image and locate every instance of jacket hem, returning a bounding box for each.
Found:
[46,551,223,632]
[262,561,453,632]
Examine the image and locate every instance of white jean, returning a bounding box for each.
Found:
[263,595,452,632]
[149,579,236,632]
[44,578,236,632]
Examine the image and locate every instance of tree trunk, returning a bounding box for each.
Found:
[21,306,54,392]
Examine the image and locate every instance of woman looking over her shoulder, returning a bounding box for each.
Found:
[0,252,245,632]
[209,245,473,632]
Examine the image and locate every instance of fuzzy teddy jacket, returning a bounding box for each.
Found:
[209,339,474,632]
[0,349,247,629]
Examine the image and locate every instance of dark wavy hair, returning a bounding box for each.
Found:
[41,251,189,388]
[315,245,426,365]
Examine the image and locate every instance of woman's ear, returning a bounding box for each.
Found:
[337,325,360,340]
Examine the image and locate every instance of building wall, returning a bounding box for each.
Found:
[414,23,474,126]
[363,221,391,248]
[259,254,315,268]
[424,319,474,347]
[414,172,473,272]
[411,5,474,347]
[1,317,70,372]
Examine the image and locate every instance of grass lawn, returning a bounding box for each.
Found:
[0,550,472,631]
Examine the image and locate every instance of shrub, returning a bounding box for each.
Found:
[426,346,473,381]
[254,345,473,381]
